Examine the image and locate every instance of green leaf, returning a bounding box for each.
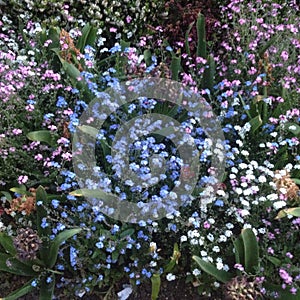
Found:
[292,178,300,185]
[77,125,110,156]
[9,187,32,196]
[27,130,58,147]
[201,54,215,91]
[120,228,135,239]
[164,243,180,273]
[196,13,207,58]
[78,125,98,137]
[2,279,35,300]
[283,122,300,136]
[70,189,116,202]
[192,255,233,283]
[0,191,12,201]
[233,235,244,265]
[47,228,82,268]
[0,254,38,276]
[36,186,51,237]
[241,228,259,274]
[284,207,300,217]
[77,23,95,52]
[266,256,281,266]
[275,209,288,219]
[111,250,119,261]
[144,49,152,66]
[170,55,181,81]
[39,275,55,300]
[185,21,195,57]
[249,115,263,133]
[151,273,161,300]
[153,126,176,138]
[62,60,81,80]
[0,233,16,256]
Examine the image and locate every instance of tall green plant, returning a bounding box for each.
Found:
[185,13,216,92]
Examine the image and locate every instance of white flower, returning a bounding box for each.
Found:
[225,230,233,237]
[267,193,279,201]
[236,139,243,146]
[258,228,266,234]
[201,250,207,257]
[199,237,205,246]
[213,246,220,253]
[223,264,230,271]
[190,238,198,245]
[150,261,157,267]
[218,235,227,242]
[231,167,238,173]
[207,233,214,242]
[270,132,278,137]
[239,163,248,169]
[241,182,248,188]
[258,175,267,183]
[180,235,187,243]
[208,218,215,224]
[235,188,243,195]
[216,261,224,270]
[166,273,176,281]
[192,268,201,276]
[226,223,234,229]
[273,201,287,210]
[241,150,249,156]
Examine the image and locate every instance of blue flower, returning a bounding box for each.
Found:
[41,217,49,228]
[214,199,224,207]
[31,280,38,287]
[51,199,59,208]
[46,277,52,284]
[109,44,122,53]
[56,96,68,108]
[70,246,77,268]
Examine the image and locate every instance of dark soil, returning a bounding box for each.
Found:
[128,278,214,300]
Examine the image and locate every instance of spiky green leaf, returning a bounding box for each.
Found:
[151,273,161,300]
[0,233,16,256]
[241,228,259,274]
[192,255,233,283]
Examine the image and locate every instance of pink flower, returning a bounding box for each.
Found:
[203,221,210,229]
[18,175,28,184]
[12,129,22,135]
[110,27,117,33]
[126,16,132,23]
[280,51,289,61]
[34,154,43,161]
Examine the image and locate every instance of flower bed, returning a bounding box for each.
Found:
[0,0,299,299]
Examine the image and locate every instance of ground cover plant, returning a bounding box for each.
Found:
[0,0,299,299]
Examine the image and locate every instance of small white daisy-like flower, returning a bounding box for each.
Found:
[216,261,224,270]
[213,246,220,253]
[273,201,287,210]
[207,233,214,242]
[192,268,201,276]
[180,235,187,243]
[166,273,176,281]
